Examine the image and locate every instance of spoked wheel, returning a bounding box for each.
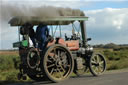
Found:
[27,48,40,69]
[74,57,88,76]
[26,48,46,81]
[42,44,74,82]
[89,52,106,76]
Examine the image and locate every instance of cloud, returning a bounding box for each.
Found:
[85,8,128,44]
[86,8,128,29]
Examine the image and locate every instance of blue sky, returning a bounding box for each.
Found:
[0,0,128,49]
[81,1,128,10]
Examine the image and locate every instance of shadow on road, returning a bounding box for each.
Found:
[71,75,95,78]
[0,80,54,85]
[0,81,32,85]
[0,75,96,85]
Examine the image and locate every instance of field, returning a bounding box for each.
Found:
[0,48,128,84]
[94,48,128,70]
[0,51,33,84]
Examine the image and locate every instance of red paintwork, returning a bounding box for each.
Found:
[47,38,79,51]
[65,40,79,51]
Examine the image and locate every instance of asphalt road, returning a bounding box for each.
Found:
[8,70,128,85]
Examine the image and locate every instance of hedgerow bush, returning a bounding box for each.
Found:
[103,49,128,70]
[0,55,19,71]
[0,54,20,82]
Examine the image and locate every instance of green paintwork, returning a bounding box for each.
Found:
[21,40,28,47]
[13,40,28,48]
[13,42,21,48]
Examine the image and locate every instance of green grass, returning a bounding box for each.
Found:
[0,53,33,84]
[107,58,128,70]
[0,55,19,71]
[0,55,20,82]
[99,48,128,70]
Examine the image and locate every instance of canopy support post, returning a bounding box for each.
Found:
[80,21,87,47]
[51,25,54,37]
[18,26,20,42]
[59,25,62,38]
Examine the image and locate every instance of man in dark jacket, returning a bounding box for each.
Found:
[36,24,49,50]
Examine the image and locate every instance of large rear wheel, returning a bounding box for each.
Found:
[42,44,74,82]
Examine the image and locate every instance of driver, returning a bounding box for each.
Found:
[36,24,49,50]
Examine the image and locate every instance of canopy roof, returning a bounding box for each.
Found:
[9,16,88,26]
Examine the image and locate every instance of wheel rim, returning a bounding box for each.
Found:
[27,49,40,69]
[44,45,73,81]
[90,54,106,75]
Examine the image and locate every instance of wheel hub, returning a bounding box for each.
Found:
[56,59,62,67]
[95,63,100,66]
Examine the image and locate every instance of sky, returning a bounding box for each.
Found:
[0,0,128,49]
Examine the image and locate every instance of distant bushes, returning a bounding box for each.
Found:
[0,55,19,71]
[104,49,128,60]
[103,48,128,70]
[93,43,128,50]
[0,55,20,82]
[104,50,120,60]
[107,58,128,70]
[93,43,120,49]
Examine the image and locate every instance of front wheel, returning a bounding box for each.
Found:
[89,52,106,76]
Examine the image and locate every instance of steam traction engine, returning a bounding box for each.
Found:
[9,16,106,82]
